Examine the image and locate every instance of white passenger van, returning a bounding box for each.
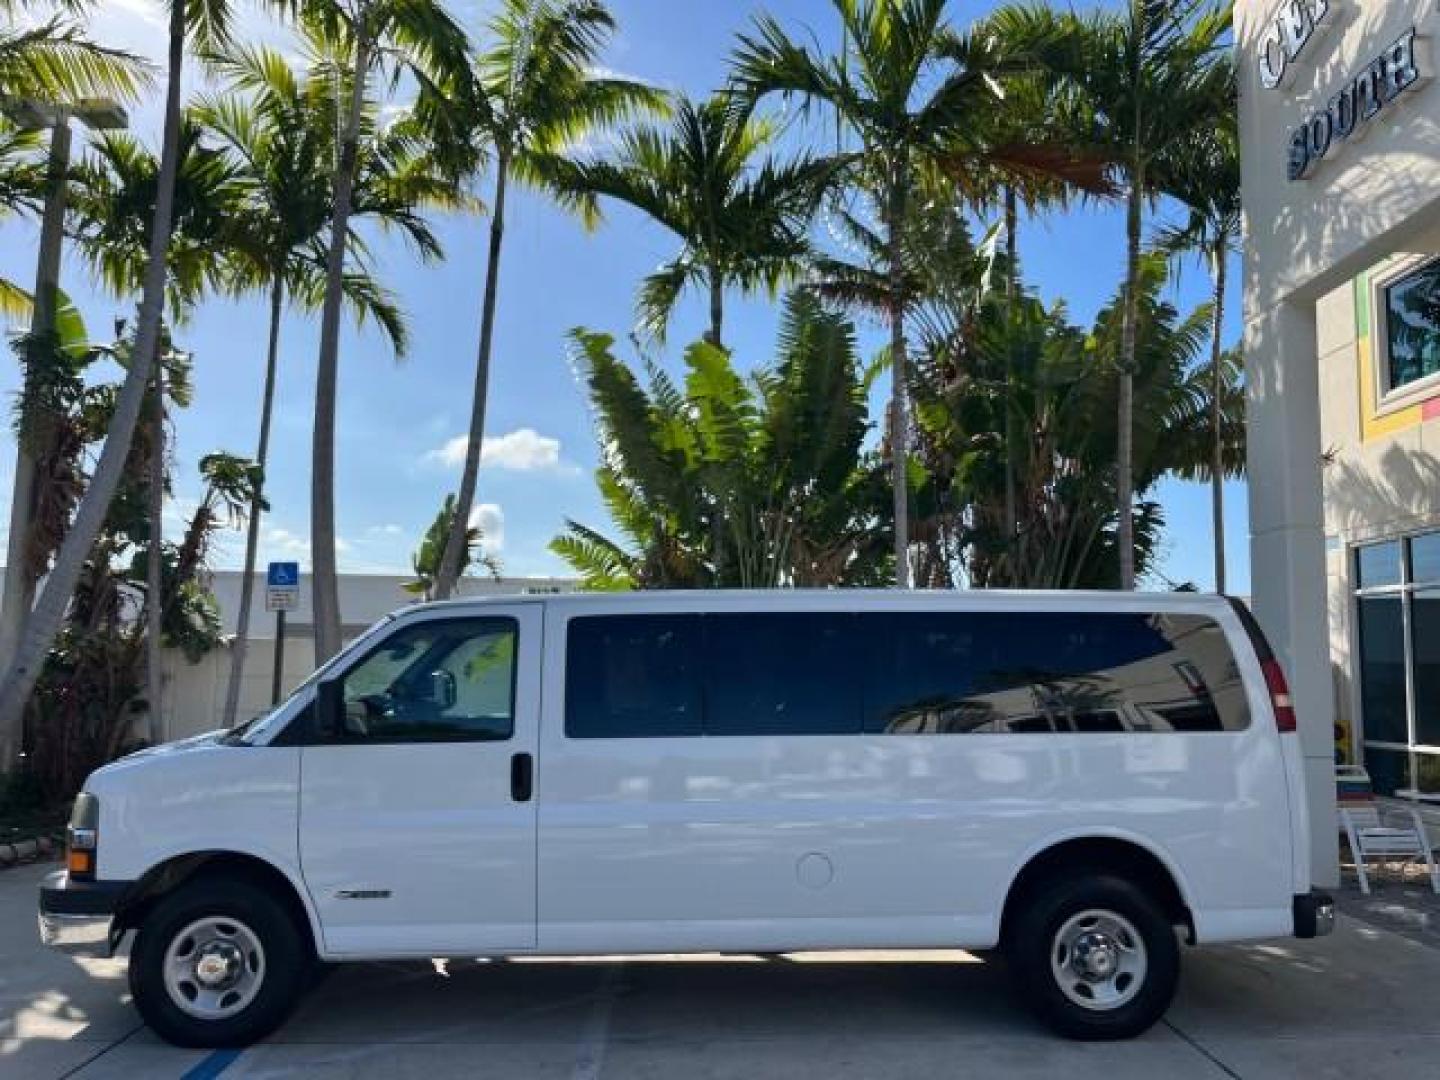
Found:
[39,590,1333,1046]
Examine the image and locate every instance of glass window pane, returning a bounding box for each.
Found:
[339,618,516,742]
[565,615,702,738]
[1356,541,1402,589]
[1411,589,1440,747]
[1385,259,1440,390]
[862,612,1244,734]
[703,614,860,736]
[1411,533,1440,585]
[1361,746,1412,797]
[1357,595,1408,744]
[1417,753,1440,796]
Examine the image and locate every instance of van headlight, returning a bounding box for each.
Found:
[66,793,98,880]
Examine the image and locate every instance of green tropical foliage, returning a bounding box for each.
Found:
[0,0,1249,792]
[12,314,258,800]
[556,93,832,347]
[910,255,1244,589]
[0,1,150,104]
[990,0,1235,586]
[552,292,892,589]
[406,493,500,600]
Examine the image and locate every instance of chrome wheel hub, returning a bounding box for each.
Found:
[1050,909,1147,1011]
[162,916,265,1020]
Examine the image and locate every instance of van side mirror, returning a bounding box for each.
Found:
[316,679,343,738]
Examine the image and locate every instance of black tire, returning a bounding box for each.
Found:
[129,877,310,1048]
[1006,873,1179,1040]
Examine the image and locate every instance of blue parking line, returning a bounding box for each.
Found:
[180,1048,243,1080]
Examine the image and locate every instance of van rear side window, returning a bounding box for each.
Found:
[563,610,1249,738]
[863,612,1248,734]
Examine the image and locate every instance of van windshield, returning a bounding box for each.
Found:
[225,614,397,745]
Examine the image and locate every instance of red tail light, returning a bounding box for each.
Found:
[1261,658,1297,733]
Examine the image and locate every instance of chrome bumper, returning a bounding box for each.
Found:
[38,911,114,954]
[37,869,129,956]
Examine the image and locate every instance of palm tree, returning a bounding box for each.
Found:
[428,0,665,603]
[0,0,254,769]
[196,42,433,727]
[1155,122,1240,593]
[555,93,831,348]
[999,0,1234,588]
[64,119,245,740]
[301,0,470,664]
[0,6,149,759]
[405,493,499,601]
[731,0,1100,587]
[0,1,148,107]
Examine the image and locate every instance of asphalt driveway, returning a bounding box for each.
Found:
[4,862,1439,1079]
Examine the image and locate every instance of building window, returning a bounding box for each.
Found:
[1381,258,1440,392]
[1354,533,1440,796]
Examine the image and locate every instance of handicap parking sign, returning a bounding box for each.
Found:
[266,561,301,611]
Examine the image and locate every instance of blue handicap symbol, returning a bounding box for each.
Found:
[267,561,299,588]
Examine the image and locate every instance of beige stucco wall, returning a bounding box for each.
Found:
[1238,0,1440,883]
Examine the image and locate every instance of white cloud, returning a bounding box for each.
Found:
[366,523,404,537]
[263,527,310,559]
[427,428,572,473]
[468,503,504,552]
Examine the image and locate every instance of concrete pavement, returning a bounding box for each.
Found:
[4,862,1439,1079]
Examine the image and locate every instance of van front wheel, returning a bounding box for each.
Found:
[129,878,308,1047]
[1007,874,1179,1040]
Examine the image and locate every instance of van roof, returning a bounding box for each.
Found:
[396,589,1239,618]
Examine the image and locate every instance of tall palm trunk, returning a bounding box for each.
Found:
[145,359,164,743]
[1116,157,1143,592]
[1003,185,1018,556]
[222,276,283,727]
[434,151,509,600]
[1209,246,1227,594]
[886,162,910,588]
[707,268,723,348]
[0,121,70,686]
[0,0,187,766]
[311,30,371,662]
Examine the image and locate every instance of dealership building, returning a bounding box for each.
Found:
[1238,0,1440,885]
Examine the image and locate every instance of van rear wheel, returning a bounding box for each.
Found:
[129,878,308,1048]
[1007,874,1179,1040]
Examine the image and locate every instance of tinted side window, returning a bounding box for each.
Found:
[566,615,702,738]
[864,612,1246,734]
[703,613,860,736]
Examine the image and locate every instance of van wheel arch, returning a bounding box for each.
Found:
[1000,838,1194,949]
[114,851,317,957]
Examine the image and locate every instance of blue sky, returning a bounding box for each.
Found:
[0,0,1249,592]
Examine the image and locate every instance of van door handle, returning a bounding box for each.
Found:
[510,752,533,803]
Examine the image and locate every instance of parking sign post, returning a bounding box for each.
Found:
[265,562,300,705]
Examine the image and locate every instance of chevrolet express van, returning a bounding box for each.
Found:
[39,590,1333,1046]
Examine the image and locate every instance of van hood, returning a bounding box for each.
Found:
[101,729,227,770]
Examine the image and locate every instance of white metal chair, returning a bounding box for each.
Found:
[1337,767,1440,895]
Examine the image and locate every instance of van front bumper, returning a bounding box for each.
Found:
[1293,890,1335,939]
[37,870,130,955]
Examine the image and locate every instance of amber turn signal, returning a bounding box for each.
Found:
[66,848,94,876]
